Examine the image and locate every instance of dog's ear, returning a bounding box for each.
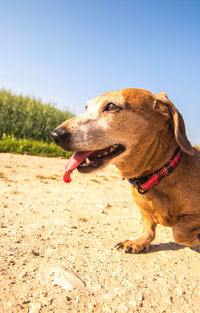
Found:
[153,92,194,156]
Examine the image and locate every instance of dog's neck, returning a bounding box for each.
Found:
[114,131,179,179]
[127,147,183,194]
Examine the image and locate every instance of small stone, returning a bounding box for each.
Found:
[38,265,86,291]
[1,224,7,228]
[71,226,78,229]
[138,293,143,301]
[105,202,112,208]
[19,271,28,279]
[99,209,107,214]
[9,260,15,265]
[66,296,71,301]
[22,299,30,304]
[31,250,40,256]
[166,296,173,304]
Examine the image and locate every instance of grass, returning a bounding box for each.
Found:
[0,89,74,142]
[0,135,73,158]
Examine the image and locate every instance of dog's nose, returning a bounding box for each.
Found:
[50,130,62,145]
[50,127,70,146]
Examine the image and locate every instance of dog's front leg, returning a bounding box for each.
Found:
[116,210,157,253]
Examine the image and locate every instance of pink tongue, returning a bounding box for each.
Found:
[63,151,93,183]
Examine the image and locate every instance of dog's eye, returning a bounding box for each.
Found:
[104,103,121,112]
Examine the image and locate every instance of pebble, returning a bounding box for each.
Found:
[19,271,28,279]
[66,296,71,301]
[1,224,7,228]
[31,250,40,256]
[22,299,30,304]
[100,209,107,214]
[38,265,86,291]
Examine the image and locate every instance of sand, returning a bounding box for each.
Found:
[0,153,200,313]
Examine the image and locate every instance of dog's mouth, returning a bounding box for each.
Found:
[63,144,125,183]
[78,144,125,172]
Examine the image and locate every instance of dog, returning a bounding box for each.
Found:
[50,88,200,253]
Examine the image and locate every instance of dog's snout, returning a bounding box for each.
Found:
[50,130,61,145]
[50,127,69,146]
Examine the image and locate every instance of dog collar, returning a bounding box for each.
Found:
[128,147,183,194]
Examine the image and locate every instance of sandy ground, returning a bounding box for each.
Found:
[0,153,200,313]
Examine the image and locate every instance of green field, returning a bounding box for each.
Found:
[0,135,72,158]
[0,89,73,157]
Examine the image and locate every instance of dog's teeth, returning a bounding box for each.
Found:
[104,151,108,156]
[86,158,90,164]
[98,154,101,158]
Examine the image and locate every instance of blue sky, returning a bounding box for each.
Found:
[0,0,200,144]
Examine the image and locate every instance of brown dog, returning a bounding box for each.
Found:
[51,88,200,253]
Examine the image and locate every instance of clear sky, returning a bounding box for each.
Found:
[0,0,200,144]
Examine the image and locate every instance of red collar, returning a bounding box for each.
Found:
[128,147,183,194]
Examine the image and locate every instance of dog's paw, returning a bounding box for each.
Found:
[115,237,150,254]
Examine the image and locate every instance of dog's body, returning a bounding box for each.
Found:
[51,89,200,253]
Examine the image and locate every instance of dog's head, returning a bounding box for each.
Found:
[51,89,194,178]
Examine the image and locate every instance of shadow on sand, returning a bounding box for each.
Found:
[141,242,200,254]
